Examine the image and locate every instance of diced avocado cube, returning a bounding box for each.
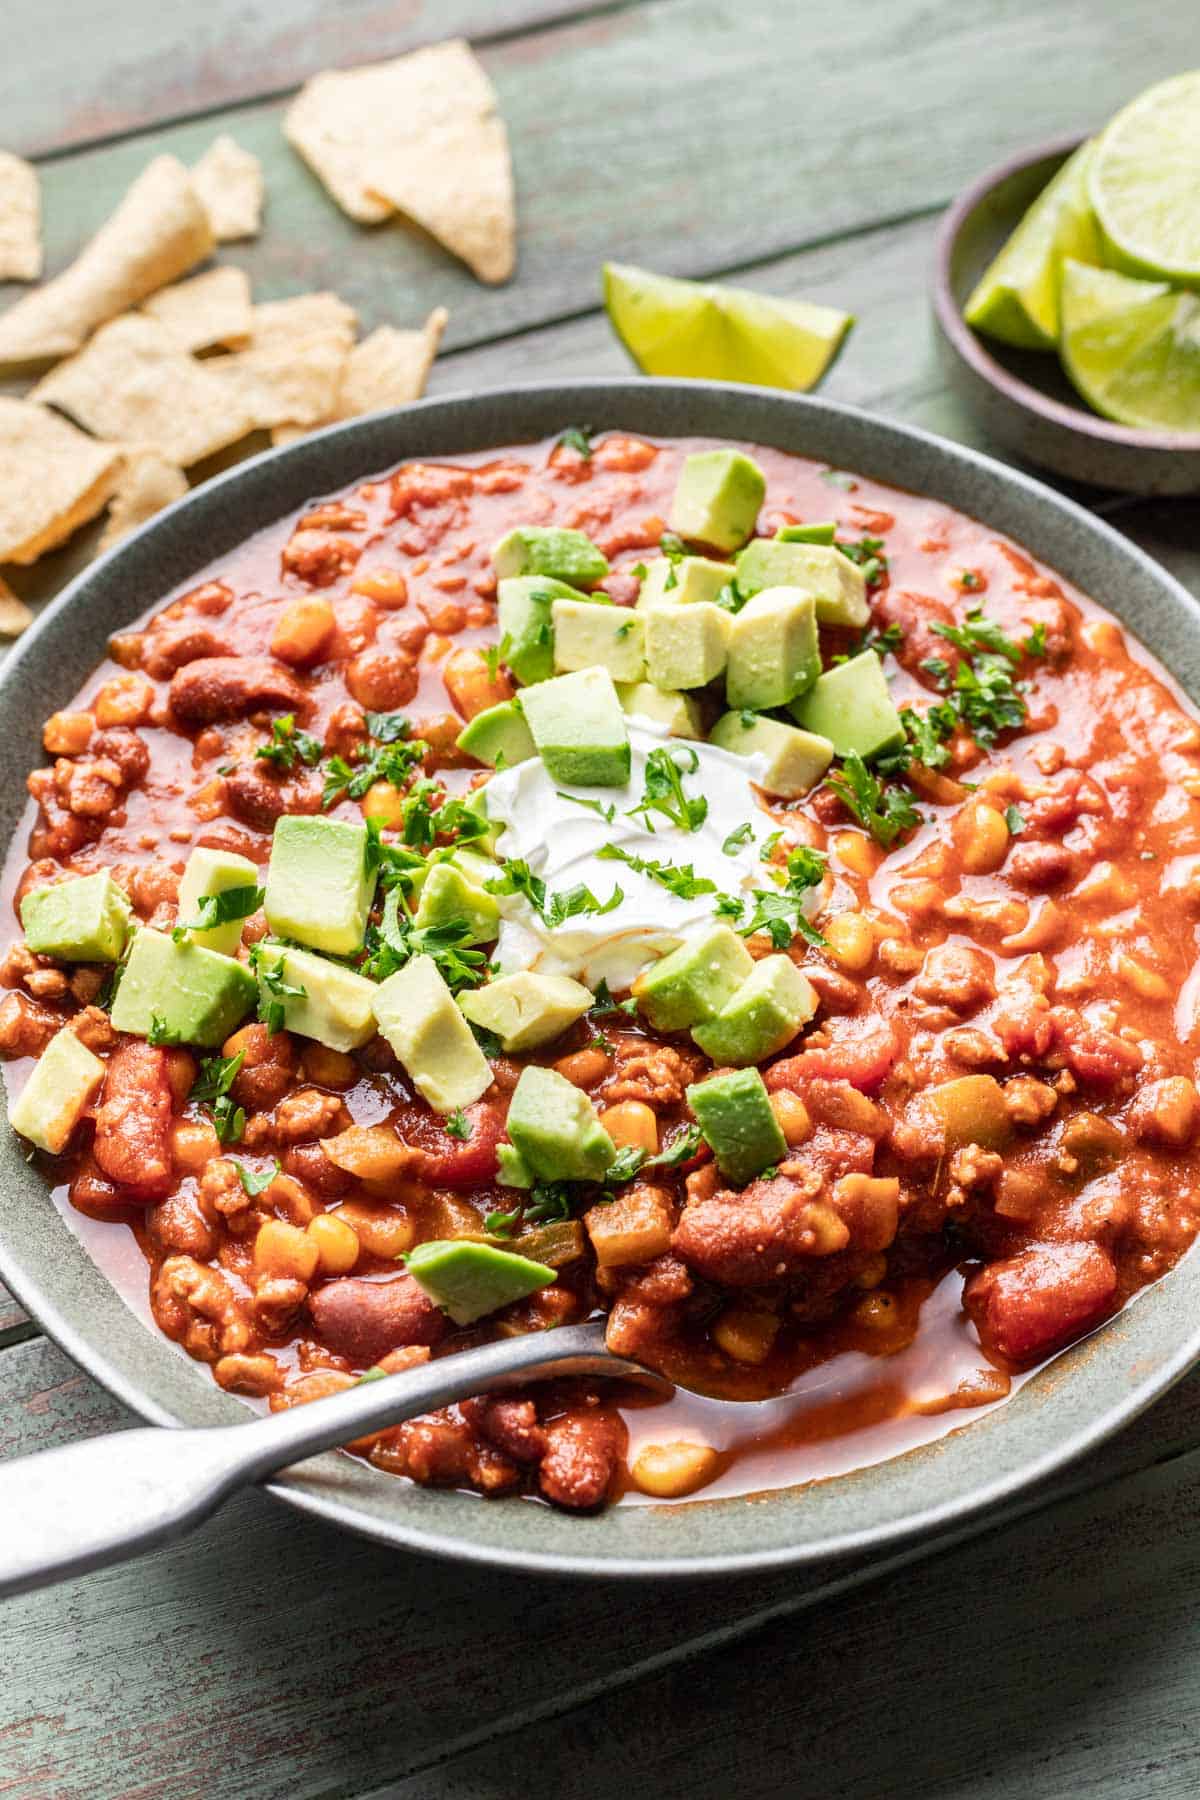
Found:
[519,667,631,787]
[373,954,492,1114]
[552,599,646,682]
[709,710,834,798]
[492,527,609,589]
[644,601,731,690]
[669,450,766,553]
[406,1239,554,1326]
[414,860,500,947]
[735,539,868,628]
[725,586,819,711]
[692,954,818,1066]
[497,1142,534,1188]
[636,555,733,610]
[497,576,588,687]
[506,1064,616,1182]
[615,681,703,739]
[777,522,836,544]
[110,928,257,1048]
[456,700,536,770]
[687,1067,787,1187]
[633,924,754,1032]
[790,650,904,760]
[264,815,375,957]
[21,872,131,963]
[459,971,593,1052]
[254,942,377,1051]
[175,846,261,956]
[9,1027,105,1155]
[460,784,502,855]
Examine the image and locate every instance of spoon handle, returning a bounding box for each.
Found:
[0,1321,618,1600]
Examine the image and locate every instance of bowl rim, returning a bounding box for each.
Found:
[4,375,1200,1580]
[932,130,1200,453]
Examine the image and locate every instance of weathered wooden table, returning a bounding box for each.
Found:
[5,3,1200,1794]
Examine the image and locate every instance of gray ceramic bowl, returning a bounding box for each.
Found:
[933,134,1200,496]
[3,380,1200,1579]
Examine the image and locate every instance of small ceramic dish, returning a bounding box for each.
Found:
[933,133,1200,496]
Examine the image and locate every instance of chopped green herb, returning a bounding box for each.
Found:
[322,735,429,808]
[191,1051,247,1145]
[545,882,624,929]
[824,752,921,848]
[716,844,828,949]
[444,1109,471,1141]
[738,707,757,728]
[959,569,982,591]
[364,891,490,991]
[556,425,594,459]
[758,828,784,863]
[601,1122,706,1191]
[722,822,755,855]
[588,1029,615,1055]
[627,745,707,834]
[557,791,616,824]
[250,947,308,1034]
[470,1023,504,1058]
[482,635,511,683]
[172,884,263,943]
[527,1182,574,1224]
[1004,804,1026,836]
[256,714,323,771]
[615,619,635,640]
[484,1207,521,1237]
[832,621,903,666]
[364,712,414,744]
[713,579,747,614]
[147,1014,177,1047]
[234,1158,280,1197]
[591,977,639,1019]
[485,859,622,930]
[820,468,855,491]
[597,843,717,900]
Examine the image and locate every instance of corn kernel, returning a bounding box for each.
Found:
[306,1212,361,1274]
[631,1441,720,1499]
[362,780,407,827]
[769,1089,811,1145]
[598,1101,658,1155]
[832,830,881,878]
[955,800,1009,875]
[713,1307,779,1365]
[254,1219,319,1283]
[43,710,94,755]
[823,911,875,972]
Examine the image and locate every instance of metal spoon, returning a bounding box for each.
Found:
[0,1320,661,1600]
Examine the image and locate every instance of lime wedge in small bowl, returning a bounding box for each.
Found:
[1059,257,1200,432]
[1088,71,1200,286]
[603,262,852,390]
[964,141,1101,350]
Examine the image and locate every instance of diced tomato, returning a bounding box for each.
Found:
[965,1243,1117,1363]
[406,1103,503,1188]
[766,1018,900,1096]
[1050,1009,1143,1089]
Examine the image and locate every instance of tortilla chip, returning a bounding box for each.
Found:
[141,265,253,351]
[0,156,214,367]
[192,136,265,242]
[337,307,447,418]
[0,577,34,637]
[99,449,189,551]
[206,293,356,430]
[0,399,122,564]
[284,40,515,283]
[250,292,357,349]
[0,152,42,282]
[33,315,255,467]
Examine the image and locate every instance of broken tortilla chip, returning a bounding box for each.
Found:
[99,449,189,551]
[249,292,357,349]
[0,577,34,637]
[206,293,356,430]
[272,306,447,444]
[0,399,122,564]
[0,155,214,367]
[33,315,255,467]
[284,40,515,284]
[192,136,265,242]
[141,265,253,352]
[0,151,42,282]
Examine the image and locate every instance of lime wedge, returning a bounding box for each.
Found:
[603,262,852,390]
[964,142,1101,350]
[1059,257,1200,431]
[1089,71,1200,285]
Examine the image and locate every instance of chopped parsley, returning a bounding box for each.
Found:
[820,468,855,490]
[876,701,958,777]
[255,714,323,771]
[836,534,889,586]
[482,636,511,683]
[147,1014,178,1046]
[600,1123,707,1191]
[322,718,428,808]
[234,1159,280,1198]
[627,745,707,834]
[959,569,982,591]
[722,822,755,855]
[191,1050,246,1145]
[714,577,748,614]
[484,857,623,929]
[444,1109,471,1141]
[364,891,490,992]
[249,945,308,1034]
[832,621,903,665]
[556,425,594,459]
[557,791,616,824]
[716,845,828,948]
[591,977,639,1019]
[545,882,624,929]
[364,711,417,744]
[526,1182,574,1223]
[172,884,263,943]
[823,753,921,848]
[484,1207,521,1237]
[1005,804,1026,836]
[616,619,635,640]
[596,843,717,901]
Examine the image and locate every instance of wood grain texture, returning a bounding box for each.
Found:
[4,1327,1200,1799]
[3,0,618,156]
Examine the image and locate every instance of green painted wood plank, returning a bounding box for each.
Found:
[6,0,621,157]
[0,1284,29,1341]
[381,1445,1200,1800]
[4,1328,1200,1798]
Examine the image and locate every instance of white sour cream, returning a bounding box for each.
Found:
[484,721,815,991]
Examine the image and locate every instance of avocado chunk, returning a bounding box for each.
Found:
[790,650,904,760]
[110,928,257,1048]
[254,942,377,1051]
[459,783,501,855]
[735,539,869,628]
[406,1239,554,1326]
[636,554,733,610]
[519,667,631,787]
[414,858,500,947]
[9,1027,105,1155]
[492,526,609,589]
[669,450,766,553]
[497,576,587,687]
[725,586,819,711]
[497,1142,534,1188]
[456,700,536,770]
[264,815,376,957]
[691,955,818,1066]
[505,1064,616,1182]
[460,971,593,1052]
[373,954,492,1113]
[552,598,646,682]
[175,846,261,956]
[709,710,834,798]
[21,871,131,963]
[633,924,754,1032]
[777,522,836,544]
[615,681,703,739]
[644,601,731,690]
[687,1067,786,1187]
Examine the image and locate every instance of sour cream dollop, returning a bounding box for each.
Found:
[484,720,814,992]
